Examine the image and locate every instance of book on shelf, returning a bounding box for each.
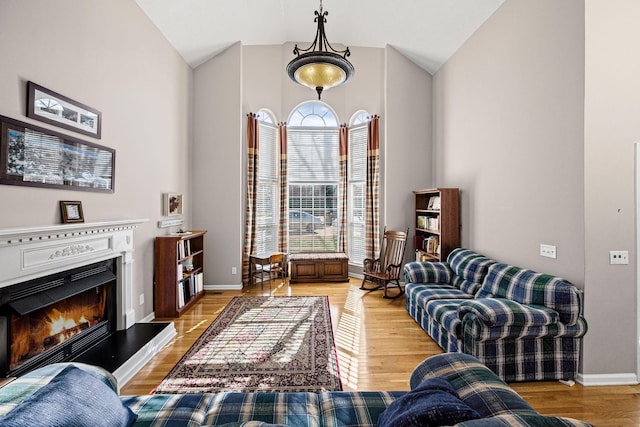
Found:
[417,216,428,229]
[177,282,185,308]
[427,217,439,231]
[413,234,424,251]
[423,236,440,255]
[194,272,204,293]
[177,240,192,259]
[427,196,441,210]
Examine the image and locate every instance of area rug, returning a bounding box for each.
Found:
[153,295,342,393]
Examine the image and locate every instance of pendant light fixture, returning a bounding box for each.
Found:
[286,0,354,100]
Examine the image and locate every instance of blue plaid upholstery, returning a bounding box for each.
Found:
[403,261,452,284]
[477,263,583,325]
[318,391,403,427]
[404,249,588,382]
[410,353,593,427]
[459,298,559,327]
[0,354,593,427]
[448,248,496,294]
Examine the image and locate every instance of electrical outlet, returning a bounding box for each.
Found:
[540,244,557,259]
[139,293,144,305]
[231,267,237,275]
[609,250,629,265]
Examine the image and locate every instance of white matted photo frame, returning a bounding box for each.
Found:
[164,193,183,216]
[27,81,102,139]
[60,200,84,223]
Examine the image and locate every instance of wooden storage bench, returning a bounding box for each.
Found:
[289,252,349,283]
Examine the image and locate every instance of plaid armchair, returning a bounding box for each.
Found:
[404,248,588,382]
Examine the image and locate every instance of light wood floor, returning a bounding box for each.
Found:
[121,278,639,427]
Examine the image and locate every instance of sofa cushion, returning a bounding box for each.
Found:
[407,283,474,310]
[458,298,559,327]
[476,264,583,325]
[447,248,495,294]
[0,365,136,427]
[122,393,214,426]
[378,378,480,427]
[403,261,453,284]
[202,392,321,427]
[318,391,404,427]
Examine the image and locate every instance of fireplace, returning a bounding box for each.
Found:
[0,220,176,385]
[0,259,116,377]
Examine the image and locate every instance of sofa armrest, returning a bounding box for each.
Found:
[458,298,559,327]
[403,261,453,284]
[409,353,536,419]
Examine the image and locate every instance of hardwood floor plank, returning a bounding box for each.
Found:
[121,278,640,426]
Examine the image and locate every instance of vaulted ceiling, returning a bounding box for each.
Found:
[135,0,505,74]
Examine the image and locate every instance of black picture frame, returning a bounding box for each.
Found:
[0,115,115,193]
[27,81,102,139]
[60,200,84,223]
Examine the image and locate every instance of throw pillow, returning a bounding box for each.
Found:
[0,365,137,427]
[378,378,480,427]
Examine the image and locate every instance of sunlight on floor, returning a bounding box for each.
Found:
[335,286,364,388]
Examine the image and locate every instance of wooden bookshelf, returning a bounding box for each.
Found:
[413,188,460,262]
[153,230,207,318]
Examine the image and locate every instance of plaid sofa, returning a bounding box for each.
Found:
[404,248,588,382]
[0,354,593,426]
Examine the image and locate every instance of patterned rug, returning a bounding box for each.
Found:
[153,295,342,393]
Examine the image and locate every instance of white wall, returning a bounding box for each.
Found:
[192,43,244,288]
[433,0,585,284]
[0,0,193,320]
[584,0,640,378]
[385,46,433,266]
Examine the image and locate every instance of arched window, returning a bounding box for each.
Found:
[348,110,370,264]
[287,102,339,252]
[255,108,278,254]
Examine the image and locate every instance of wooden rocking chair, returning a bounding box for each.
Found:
[360,227,409,298]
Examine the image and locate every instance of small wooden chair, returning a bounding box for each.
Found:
[360,227,409,298]
[263,252,286,283]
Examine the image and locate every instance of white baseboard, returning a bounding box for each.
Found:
[140,312,155,323]
[112,322,177,390]
[578,372,639,386]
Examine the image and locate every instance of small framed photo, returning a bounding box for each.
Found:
[27,81,102,139]
[163,193,183,216]
[60,200,84,223]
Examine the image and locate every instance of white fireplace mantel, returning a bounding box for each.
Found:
[0,219,179,386]
[0,219,148,330]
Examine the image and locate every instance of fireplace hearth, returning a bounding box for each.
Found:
[0,220,176,385]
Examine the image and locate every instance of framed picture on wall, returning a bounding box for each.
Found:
[164,193,183,216]
[27,81,102,139]
[60,200,84,223]
[0,115,115,193]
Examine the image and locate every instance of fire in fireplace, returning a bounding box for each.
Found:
[0,259,116,377]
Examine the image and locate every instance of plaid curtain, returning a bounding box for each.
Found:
[365,115,380,260]
[242,113,259,285]
[338,124,349,253]
[278,123,288,253]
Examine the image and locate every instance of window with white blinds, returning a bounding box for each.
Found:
[348,123,367,264]
[255,113,278,254]
[287,127,339,253]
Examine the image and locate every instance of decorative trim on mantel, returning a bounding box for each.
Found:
[0,219,148,246]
